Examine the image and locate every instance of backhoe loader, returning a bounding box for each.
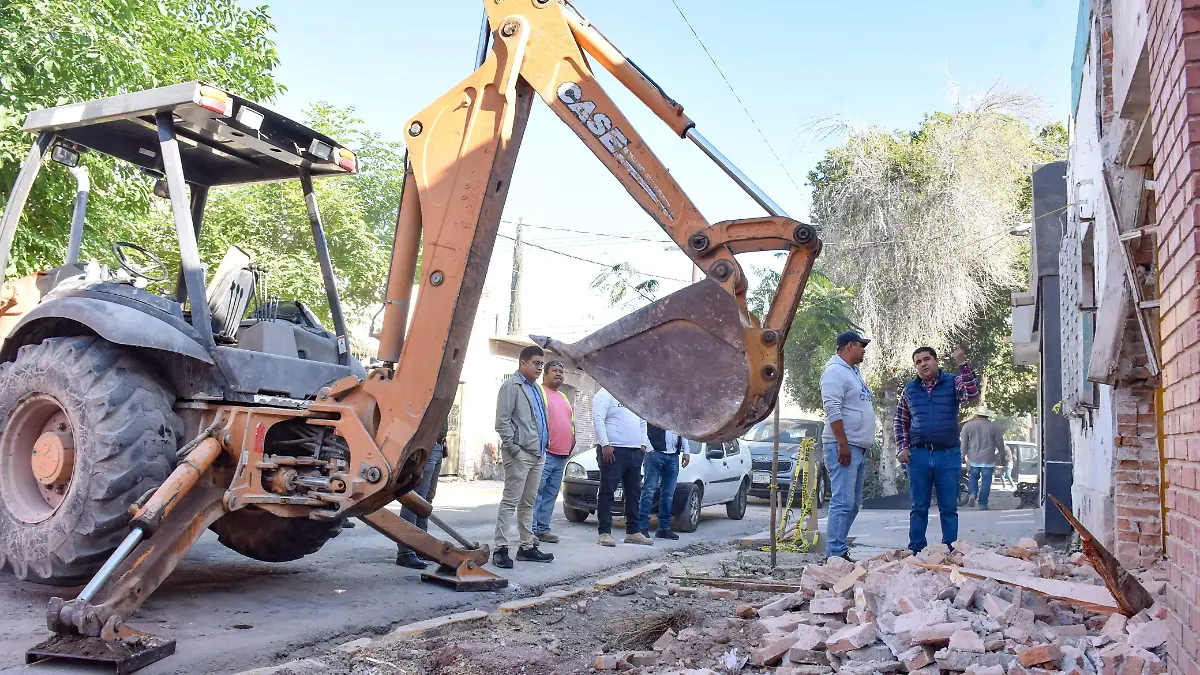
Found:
[0,1,820,671]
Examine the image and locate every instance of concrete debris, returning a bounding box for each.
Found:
[947,629,985,652]
[964,665,1005,675]
[327,535,1171,675]
[1126,618,1168,650]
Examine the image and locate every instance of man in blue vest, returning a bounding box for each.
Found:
[893,345,978,554]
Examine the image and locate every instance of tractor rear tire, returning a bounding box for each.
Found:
[210,508,343,562]
[0,337,181,585]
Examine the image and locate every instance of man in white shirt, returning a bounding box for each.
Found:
[591,388,653,547]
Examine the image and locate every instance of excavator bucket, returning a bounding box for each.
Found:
[535,278,761,443]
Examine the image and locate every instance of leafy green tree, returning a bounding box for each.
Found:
[590,262,661,308]
[0,0,283,279]
[749,265,858,411]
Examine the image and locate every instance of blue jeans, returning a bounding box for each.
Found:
[907,446,962,553]
[823,443,866,558]
[397,443,444,553]
[639,451,680,534]
[967,464,994,507]
[532,453,570,534]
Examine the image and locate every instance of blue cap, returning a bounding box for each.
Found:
[836,331,871,349]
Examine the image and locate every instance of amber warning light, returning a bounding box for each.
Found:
[198,86,233,116]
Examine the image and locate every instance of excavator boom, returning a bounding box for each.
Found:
[371,0,819,462]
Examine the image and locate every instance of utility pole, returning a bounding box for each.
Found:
[508,218,523,336]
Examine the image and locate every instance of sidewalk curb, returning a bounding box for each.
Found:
[594,562,668,589]
[498,586,590,613]
[233,657,329,674]
[332,609,490,655]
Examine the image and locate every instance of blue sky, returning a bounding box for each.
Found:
[260,0,1076,339]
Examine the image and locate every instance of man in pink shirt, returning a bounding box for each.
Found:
[532,360,576,543]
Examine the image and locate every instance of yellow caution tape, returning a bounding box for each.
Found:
[763,438,820,554]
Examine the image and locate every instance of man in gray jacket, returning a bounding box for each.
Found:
[820,331,875,561]
[960,407,1006,510]
[492,345,555,568]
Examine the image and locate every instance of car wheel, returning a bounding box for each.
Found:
[726,479,749,520]
[563,504,590,523]
[673,484,702,533]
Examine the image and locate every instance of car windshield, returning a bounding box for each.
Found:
[743,419,821,443]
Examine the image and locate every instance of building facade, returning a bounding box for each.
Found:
[1059,0,1164,569]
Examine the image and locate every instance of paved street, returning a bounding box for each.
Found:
[0,482,1042,674]
[0,480,770,675]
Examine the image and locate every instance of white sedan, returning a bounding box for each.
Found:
[559,439,751,533]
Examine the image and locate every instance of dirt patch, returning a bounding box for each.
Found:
[310,563,784,675]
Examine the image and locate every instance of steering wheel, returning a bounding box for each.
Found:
[112,241,169,282]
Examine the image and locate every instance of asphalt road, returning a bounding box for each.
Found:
[0,480,772,675]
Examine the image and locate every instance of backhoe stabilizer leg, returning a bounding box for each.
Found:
[29,487,227,673]
[359,507,506,591]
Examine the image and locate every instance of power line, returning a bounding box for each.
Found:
[500,219,671,243]
[497,233,690,283]
[668,0,804,198]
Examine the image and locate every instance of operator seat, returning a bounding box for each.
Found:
[206,246,256,341]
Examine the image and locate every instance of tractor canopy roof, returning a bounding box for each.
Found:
[22,82,357,187]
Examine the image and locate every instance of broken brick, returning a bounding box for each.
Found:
[809,597,852,615]
[750,634,799,667]
[1017,537,1039,550]
[912,622,972,646]
[789,625,831,651]
[1101,613,1128,640]
[1127,618,1167,650]
[595,655,627,670]
[934,648,1015,672]
[824,622,877,654]
[982,632,1004,651]
[965,665,1005,675]
[1007,545,1036,560]
[981,594,1013,621]
[652,628,677,652]
[900,645,936,670]
[1017,644,1063,667]
[625,652,657,667]
[735,604,757,619]
[785,647,830,666]
[953,581,980,608]
[845,644,894,663]
[948,629,985,652]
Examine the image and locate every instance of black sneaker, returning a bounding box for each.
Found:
[395,550,428,569]
[516,544,554,563]
[341,520,356,529]
[493,546,514,569]
[656,530,680,540]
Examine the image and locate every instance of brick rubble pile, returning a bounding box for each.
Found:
[595,539,1169,675]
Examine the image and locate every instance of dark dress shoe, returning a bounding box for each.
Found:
[396,550,428,569]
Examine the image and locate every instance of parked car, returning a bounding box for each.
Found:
[1005,441,1039,482]
[560,438,751,533]
[741,417,830,508]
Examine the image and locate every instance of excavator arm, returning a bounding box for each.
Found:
[318,0,820,507]
[28,5,820,668]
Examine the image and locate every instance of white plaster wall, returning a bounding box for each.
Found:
[1065,22,1117,547]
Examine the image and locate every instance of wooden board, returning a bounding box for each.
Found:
[913,562,1120,616]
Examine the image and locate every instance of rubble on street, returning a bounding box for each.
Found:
[277,538,1169,675]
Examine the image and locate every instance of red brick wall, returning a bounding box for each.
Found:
[1149,0,1200,672]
